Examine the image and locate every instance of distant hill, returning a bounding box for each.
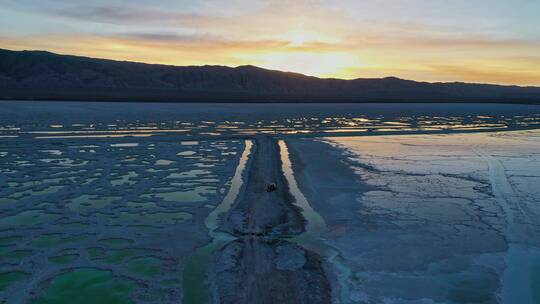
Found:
[1,48,539,103]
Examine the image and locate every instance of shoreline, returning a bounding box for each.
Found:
[4,125,540,144]
[2,99,540,106]
[2,98,540,105]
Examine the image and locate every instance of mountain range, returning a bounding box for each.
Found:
[1,48,539,103]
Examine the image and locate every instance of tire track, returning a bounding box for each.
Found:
[473,144,530,239]
[473,144,536,304]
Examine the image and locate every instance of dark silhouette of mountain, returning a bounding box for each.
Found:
[1,48,539,103]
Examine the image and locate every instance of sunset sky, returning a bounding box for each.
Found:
[1,0,539,85]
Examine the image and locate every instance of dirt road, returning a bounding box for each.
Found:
[211,136,332,304]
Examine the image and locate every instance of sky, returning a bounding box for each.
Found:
[1,0,540,85]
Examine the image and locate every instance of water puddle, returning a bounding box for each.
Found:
[110,143,139,147]
[0,210,61,227]
[10,186,64,199]
[182,140,252,304]
[278,141,326,244]
[48,254,79,265]
[67,195,120,212]
[30,268,135,304]
[30,234,87,248]
[178,151,196,156]
[0,236,22,245]
[141,187,214,202]
[97,238,134,247]
[0,248,33,260]
[111,211,193,225]
[127,257,162,278]
[99,248,153,263]
[0,271,30,292]
[166,170,211,179]
[278,140,352,302]
[155,159,175,166]
[111,171,138,186]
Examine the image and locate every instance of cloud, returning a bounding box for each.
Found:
[389,35,540,50]
[104,32,290,54]
[13,0,539,52]
[53,5,203,26]
[428,64,540,85]
[2,0,540,85]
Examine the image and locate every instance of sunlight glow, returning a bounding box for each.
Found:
[109,44,127,50]
[242,52,360,78]
[279,29,337,47]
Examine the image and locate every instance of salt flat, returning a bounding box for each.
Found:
[287,129,540,303]
[2,101,540,303]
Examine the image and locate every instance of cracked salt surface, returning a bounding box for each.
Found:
[0,137,244,303]
[288,130,540,303]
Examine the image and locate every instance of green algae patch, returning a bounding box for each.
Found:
[30,233,62,247]
[0,236,21,245]
[48,254,79,264]
[127,257,162,278]
[182,239,230,304]
[67,195,121,213]
[98,238,134,247]
[59,222,88,229]
[32,268,135,304]
[11,186,64,199]
[30,234,86,248]
[0,197,17,205]
[0,248,32,260]
[87,247,106,259]
[116,211,192,225]
[0,271,30,291]
[160,279,178,287]
[102,249,151,263]
[0,210,61,227]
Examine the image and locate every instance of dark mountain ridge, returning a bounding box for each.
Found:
[1,48,539,103]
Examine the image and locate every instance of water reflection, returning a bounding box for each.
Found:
[2,104,540,139]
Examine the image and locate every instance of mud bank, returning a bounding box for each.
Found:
[210,136,332,304]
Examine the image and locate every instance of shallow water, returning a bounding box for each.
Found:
[183,140,252,304]
[31,268,135,304]
[279,140,354,301]
[0,136,243,302]
[278,140,326,242]
[1,101,540,139]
